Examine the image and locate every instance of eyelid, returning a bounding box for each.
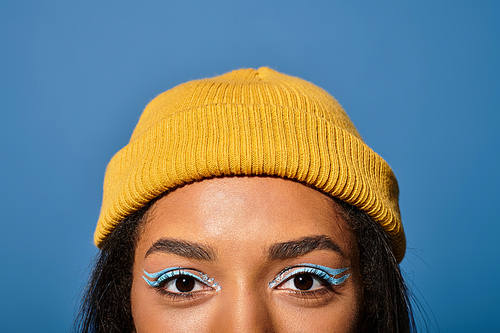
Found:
[142,267,221,291]
[269,263,350,289]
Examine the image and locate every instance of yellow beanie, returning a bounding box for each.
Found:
[94,67,405,262]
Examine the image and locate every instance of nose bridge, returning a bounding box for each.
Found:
[212,281,274,333]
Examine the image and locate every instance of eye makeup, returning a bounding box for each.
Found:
[269,263,350,289]
[143,267,221,292]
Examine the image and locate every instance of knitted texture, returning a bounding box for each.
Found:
[94,67,406,262]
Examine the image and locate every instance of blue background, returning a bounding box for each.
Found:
[1,1,498,332]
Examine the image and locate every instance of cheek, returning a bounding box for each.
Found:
[271,291,364,333]
[131,274,217,332]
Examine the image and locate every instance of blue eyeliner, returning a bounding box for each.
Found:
[269,263,350,289]
[143,267,221,291]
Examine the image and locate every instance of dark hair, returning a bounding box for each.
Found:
[73,197,419,333]
[333,198,417,333]
[73,202,153,333]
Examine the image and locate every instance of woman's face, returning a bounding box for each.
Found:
[131,177,364,332]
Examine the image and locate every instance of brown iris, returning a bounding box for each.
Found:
[293,274,314,290]
[175,276,196,292]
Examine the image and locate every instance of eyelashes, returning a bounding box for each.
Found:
[143,267,221,294]
[144,264,348,295]
[269,264,350,290]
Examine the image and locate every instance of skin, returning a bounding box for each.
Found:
[131,177,364,332]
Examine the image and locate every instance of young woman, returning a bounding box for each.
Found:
[75,67,417,332]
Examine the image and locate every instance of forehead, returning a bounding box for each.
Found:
[137,177,357,259]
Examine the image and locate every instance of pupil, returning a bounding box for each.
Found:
[294,274,314,290]
[175,276,195,292]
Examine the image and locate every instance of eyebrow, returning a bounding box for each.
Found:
[145,238,217,261]
[267,235,344,261]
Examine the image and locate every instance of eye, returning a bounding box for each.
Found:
[162,275,208,293]
[277,273,325,291]
[269,264,350,291]
[143,268,221,295]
